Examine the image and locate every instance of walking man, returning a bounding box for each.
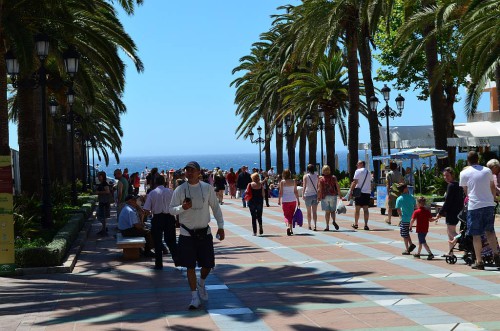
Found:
[237,165,252,207]
[349,160,371,230]
[169,161,225,309]
[143,175,177,270]
[459,151,500,270]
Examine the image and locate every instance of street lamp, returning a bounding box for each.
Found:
[84,105,93,189]
[63,47,80,204]
[249,125,265,171]
[370,84,405,156]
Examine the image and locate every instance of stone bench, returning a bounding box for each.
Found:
[116,233,145,260]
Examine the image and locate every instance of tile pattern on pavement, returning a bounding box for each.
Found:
[1,197,500,331]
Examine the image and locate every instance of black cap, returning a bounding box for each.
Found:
[125,194,138,202]
[184,161,201,171]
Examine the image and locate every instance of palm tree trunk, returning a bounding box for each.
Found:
[287,129,296,174]
[308,130,317,166]
[276,127,284,175]
[358,24,381,181]
[265,121,271,171]
[325,125,336,170]
[0,46,9,156]
[346,23,360,179]
[422,7,449,169]
[496,63,500,112]
[299,129,306,173]
[18,83,41,195]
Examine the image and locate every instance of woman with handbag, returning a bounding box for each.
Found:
[246,172,265,236]
[278,169,300,236]
[432,167,464,254]
[302,164,319,231]
[317,165,342,231]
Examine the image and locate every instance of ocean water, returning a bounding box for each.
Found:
[94,150,466,176]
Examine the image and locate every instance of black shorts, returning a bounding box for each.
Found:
[178,234,215,269]
[445,213,459,226]
[354,193,371,207]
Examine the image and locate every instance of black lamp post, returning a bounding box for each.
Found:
[370,84,405,156]
[249,126,265,171]
[63,47,79,205]
[85,105,93,189]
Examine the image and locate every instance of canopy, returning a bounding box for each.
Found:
[373,148,448,161]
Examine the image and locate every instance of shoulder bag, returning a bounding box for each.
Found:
[353,170,369,198]
[244,183,253,202]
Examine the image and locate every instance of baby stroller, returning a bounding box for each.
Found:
[446,218,500,266]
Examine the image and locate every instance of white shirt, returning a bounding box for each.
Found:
[169,181,224,236]
[459,165,495,210]
[143,185,173,214]
[303,173,318,197]
[354,168,371,194]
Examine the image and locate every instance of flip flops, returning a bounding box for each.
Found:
[351,224,358,229]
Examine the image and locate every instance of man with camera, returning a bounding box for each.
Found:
[169,161,225,310]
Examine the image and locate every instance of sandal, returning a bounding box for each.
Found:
[402,251,410,255]
[427,254,434,260]
[323,228,330,232]
[363,225,370,231]
[385,219,391,225]
[413,254,421,258]
[333,222,340,230]
[351,224,358,229]
[309,226,312,230]
[313,227,317,231]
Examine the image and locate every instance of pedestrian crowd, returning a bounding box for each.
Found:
[91,151,500,311]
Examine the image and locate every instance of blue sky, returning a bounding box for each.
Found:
[7,1,489,157]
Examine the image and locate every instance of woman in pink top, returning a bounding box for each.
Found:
[278,169,300,236]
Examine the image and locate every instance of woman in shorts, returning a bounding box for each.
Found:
[317,165,342,231]
[302,164,319,231]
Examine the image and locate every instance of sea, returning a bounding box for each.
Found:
[94,150,467,176]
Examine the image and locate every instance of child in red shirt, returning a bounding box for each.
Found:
[409,196,435,260]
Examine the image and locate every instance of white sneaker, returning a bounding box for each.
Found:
[197,281,208,301]
[188,295,201,310]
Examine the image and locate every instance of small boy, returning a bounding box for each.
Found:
[409,197,435,260]
[395,183,416,255]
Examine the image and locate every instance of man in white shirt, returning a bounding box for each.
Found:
[459,151,500,270]
[349,160,371,230]
[143,175,177,270]
[169,161,225,310]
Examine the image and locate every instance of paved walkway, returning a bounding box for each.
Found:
[1,197,500,331]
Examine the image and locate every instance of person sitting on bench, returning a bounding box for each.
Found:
[118,194,155,257]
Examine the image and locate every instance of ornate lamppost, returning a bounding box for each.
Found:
[370,84,405,156]
[6,34,54,227]
[249,126,266,171]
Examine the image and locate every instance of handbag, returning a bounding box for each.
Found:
[292,208,303,228]
[353,170,369,198]
[244,183,253,202]
[236,189,241,199]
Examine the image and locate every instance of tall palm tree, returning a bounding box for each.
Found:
[5,0,143,195]
[287,0,364,177]
[279,52,350,169]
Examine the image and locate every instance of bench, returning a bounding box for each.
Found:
[116,233,146,260]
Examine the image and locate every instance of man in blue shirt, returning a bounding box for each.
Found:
[395,184,416,255]
[118,194,155,257]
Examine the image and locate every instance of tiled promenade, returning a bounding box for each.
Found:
[2,197,500,331]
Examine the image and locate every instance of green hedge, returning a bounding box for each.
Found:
[14,196,96,268]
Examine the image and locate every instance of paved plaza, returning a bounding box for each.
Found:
[1,197,500,331]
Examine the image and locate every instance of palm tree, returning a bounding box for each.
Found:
[459,0,500,114]
[280,52,351,171]
[5,0,144,194]
[286,0,363,177]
